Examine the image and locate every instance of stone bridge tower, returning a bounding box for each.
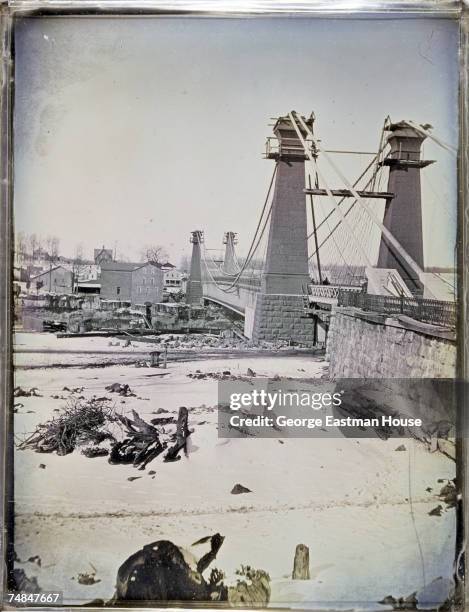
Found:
[223,231,238,275]
[186,230,204,306]
[251,114,315,345]
[377,121,434,296]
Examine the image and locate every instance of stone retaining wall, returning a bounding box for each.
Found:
[326,307,456,378]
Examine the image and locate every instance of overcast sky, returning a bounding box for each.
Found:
[14,16,458,267]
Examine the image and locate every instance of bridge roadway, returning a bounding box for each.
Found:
[202,275,363,338]
[202,275,261,337]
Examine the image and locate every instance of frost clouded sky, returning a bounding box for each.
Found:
[14,16,458,266]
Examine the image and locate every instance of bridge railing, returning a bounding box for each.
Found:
[337,290,457,328]
[308,284,363,300]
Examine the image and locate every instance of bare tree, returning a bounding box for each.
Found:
[15,232,28,264]
[27,233,40,258]
[140,244,169,265]
[179,254,190,272]
[71,243,88,290]
[45,235,60,263]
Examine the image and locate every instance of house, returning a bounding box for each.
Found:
[30,266,74,294]
[100,261,164,305]
[77,263,100,282]
[164,269,187,294]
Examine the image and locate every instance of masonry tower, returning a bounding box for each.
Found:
[377,121,434,295]
[186,230,204,306]
[251,114,315,344]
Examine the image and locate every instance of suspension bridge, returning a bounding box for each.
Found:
[185,111,457,344]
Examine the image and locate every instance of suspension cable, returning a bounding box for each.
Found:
[293,111,425,282]
[200,162,278,293]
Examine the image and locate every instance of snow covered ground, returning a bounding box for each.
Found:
[12,333,456,608]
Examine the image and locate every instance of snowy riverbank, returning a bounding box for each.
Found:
[12,333,456,608]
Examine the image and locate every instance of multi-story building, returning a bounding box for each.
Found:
[100,261,164,305]
[30,266,74,294]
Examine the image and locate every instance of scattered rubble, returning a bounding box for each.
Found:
[379,577,455,610]
[74,570,101,586]
[187,371,253,382]
[395,445,406,452]
[379,592,417,609]
[438,480,457,508]
[105,383,136,397]
[14,386,42,398]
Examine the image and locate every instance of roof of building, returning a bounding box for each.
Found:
[30,265,70,280]
[101,261,164,273]
[100,261,141,272]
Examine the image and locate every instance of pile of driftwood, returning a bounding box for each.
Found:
[109,406,191,469]
[109,410,165,469]
[18,398,116,456]
[19,397,193,469]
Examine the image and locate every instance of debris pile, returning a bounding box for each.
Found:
[110,534,270,606]
[18,398,116,456]
[110,406,192,469]
[14,387,42,398]
[105,383,136,397]
[187,370,255,382]
[109,410,166,469]
[18,390,195,470]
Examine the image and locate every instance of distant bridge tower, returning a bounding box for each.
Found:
[377,121,434,295]
[186,230,204,305]
[223,232,238,275]
[251,114,315,344]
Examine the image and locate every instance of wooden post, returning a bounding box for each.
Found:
[163,346,167,369]
[292,544,310,580]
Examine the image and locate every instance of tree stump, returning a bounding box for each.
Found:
[292,544,310,580]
